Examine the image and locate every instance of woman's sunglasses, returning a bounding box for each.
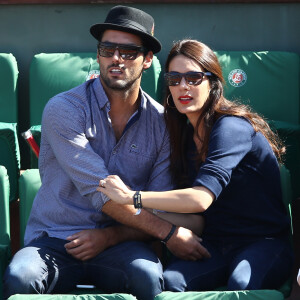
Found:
[98,42,147,60]
[165,71,212,86]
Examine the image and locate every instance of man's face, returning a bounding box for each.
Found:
[97,30,150,92]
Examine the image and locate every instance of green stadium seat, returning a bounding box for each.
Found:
[0,122,21,202]
[19,169,41,248]
[0,54,20,202]
[215,51,300,200]
[29,52,162,126]
[215,51,299,124]
[0,54,18,123]
[0,166,11,300]
[154,290,284,300]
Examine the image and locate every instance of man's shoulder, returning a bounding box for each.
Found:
[56,79,93,100]
[46,79,95,110]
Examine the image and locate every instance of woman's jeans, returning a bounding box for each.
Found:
[164,237,294,292]
[3,237,163,300]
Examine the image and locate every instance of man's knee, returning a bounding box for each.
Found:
[4,262,41,298]
[3,248,47,298]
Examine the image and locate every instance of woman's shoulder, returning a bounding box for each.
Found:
[213,115,255,136]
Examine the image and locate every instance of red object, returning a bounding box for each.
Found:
[22,129,40,158]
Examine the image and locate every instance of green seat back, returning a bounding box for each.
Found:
[19,169,41,248]
[269,121,300,199]
[0,122,20,201]
[0,166,11,300]
[0,54,20,202]
[29,53,162,126]
[215,51,300,124]
[154,290,284,300]
[0,53,18,123]
[278,164,293,297]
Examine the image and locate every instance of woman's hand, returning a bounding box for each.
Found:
[97,175,134,205]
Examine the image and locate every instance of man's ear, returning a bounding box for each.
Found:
[97,52,100,64]
[143,51,154,70]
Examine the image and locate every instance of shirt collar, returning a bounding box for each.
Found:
[93,77,146,115]
[93,78,109,109]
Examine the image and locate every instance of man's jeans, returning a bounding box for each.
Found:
[4,237,163,300]
[164,237,293,291]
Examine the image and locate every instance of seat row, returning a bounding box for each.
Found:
[0,50,299,299]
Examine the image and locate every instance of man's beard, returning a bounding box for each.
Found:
[100,65,143,91]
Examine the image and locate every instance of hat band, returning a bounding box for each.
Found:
[108,18,149,34]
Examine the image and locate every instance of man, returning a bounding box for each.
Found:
[4,6,209,300]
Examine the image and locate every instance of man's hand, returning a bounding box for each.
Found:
[65,228,110,261]
[166,226,211,261]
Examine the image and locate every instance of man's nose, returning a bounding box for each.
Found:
[112,49,123,62]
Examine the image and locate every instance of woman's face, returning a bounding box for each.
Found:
[168,54,211,120]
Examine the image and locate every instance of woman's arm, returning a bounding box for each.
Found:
[97,175,215,213]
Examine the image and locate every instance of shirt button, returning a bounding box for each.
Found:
[112,150,117,155]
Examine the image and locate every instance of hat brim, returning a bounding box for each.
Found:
[90,23,161,54]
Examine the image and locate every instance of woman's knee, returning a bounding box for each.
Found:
[128,258,164,300]
[163,269,186,292]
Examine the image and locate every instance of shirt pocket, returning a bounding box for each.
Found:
[121,143,156,188]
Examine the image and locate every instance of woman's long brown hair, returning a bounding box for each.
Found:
[164,39,285,188]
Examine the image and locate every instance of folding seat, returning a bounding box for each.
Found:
[0,53,20,202]
[0,166,11,300]
[28,52,162,167]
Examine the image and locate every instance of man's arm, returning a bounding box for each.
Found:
[102,200,210,261]
[65,225,153,261]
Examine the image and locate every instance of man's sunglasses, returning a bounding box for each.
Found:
[98,42,147,60]
[164,71,212,86]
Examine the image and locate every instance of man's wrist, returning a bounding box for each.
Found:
[161,224,177,244]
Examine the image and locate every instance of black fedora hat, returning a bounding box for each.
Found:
[90,5,161,54]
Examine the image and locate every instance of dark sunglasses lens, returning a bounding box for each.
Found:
[185,73,204,85]
[99,45,115,57]
[166,74,182,86]
[99,43,142,60]
[118,47,139,60]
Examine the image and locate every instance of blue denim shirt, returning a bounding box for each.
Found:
[24,78,173,245]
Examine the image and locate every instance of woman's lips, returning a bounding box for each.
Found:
[179,96,192,105]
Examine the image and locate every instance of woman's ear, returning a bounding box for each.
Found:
[143,51,154,70]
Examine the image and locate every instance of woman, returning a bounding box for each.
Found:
[98,39,293,291]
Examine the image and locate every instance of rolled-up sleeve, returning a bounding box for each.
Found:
[42,96,110,210]
[193,116,254,198]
